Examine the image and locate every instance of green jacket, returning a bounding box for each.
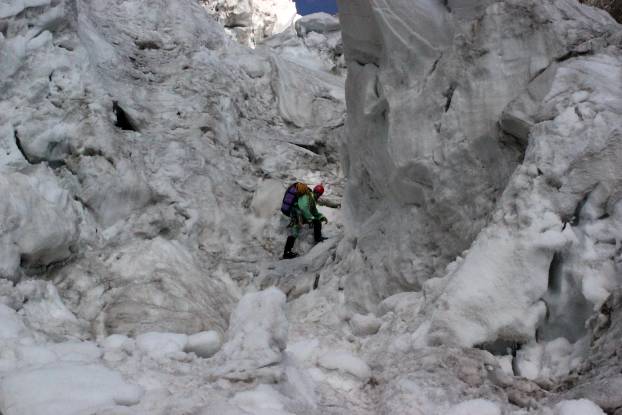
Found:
[295,192,325,223]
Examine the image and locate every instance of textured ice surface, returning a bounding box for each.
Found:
[0,0,344,338]
[200,0,297,47]
[336,0,622,346]
[1,0,622,414]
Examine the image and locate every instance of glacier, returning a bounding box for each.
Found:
[0,0,622,414]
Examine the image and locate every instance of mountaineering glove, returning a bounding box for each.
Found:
[320,216,328,224]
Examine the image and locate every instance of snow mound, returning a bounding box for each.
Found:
[212,288,288,381]
[554,399,605,415]
[231,384,293,415]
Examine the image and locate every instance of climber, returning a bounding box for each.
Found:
[282,183,328,259]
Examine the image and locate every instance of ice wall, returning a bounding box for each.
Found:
[336,0,622,349]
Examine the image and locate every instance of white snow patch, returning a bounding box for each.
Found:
[231,384,293,415]
[102,334,132,350]
[0,363,143,415]
[286,338,320,364]
[317,350,371,381]
[0,304,28,339]
[445,399,501,415]
[554,399,605,415]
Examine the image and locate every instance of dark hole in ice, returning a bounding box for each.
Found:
[547,253,562,291]
[135,40,161,50]
[112,101,138,131]
[475,339,522,356]
[539,252,593,342]
[571,192,591,226]
[19,253,32,269]
[289,141,326,157]
[14,129,33,164]
[443,83,456,112]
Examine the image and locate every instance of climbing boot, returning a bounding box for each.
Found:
[282,251,299,259]
[282,236,299,259]
[314,220,328,244]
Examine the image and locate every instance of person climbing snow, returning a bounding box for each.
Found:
[281,183,328,259]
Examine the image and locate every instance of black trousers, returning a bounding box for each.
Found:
[313,219,323,243]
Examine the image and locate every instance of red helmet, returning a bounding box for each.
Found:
[313,184,324,196]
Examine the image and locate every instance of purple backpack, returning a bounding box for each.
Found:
[281,182,308,216]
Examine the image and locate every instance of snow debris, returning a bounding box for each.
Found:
[135,332,188,360]
[317,350,371,381]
